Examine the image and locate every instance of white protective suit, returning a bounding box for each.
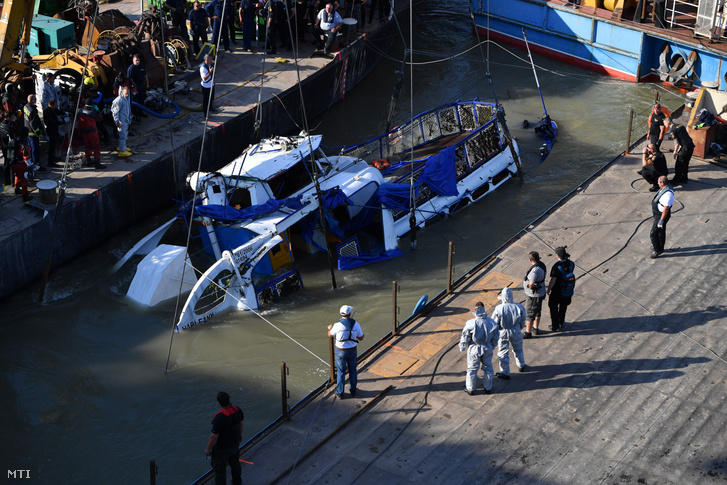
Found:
[459,307,499,392]
[492,287,526,375]
[111,93,132,152]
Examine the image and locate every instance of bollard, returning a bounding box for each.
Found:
[329,336,336,383]
[447,241,455,294]
[626,108,635,155]
[149,459,157,485]
[392,281,400,335]
[281,362,290,420]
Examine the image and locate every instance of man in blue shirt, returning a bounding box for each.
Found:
[188,1,210,54]
[126,54,149,105]
[206,0,234,52]
[239,0,256,52]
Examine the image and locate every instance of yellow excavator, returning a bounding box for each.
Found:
[0,0,107,99]
[0,0,38,71]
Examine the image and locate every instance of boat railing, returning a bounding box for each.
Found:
[691,0,725,40]
[340,100,498,165]
[254,268,304,306]
[667,0,700,33]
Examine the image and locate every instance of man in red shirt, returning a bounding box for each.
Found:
[77,99,106,169]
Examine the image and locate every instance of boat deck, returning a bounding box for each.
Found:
[553,0,727,51]
[383,132,470,180]
[194,122,727,483]
[411,131,469,159]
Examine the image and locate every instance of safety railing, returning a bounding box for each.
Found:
[625,91,684,155]
[666,0,700,31]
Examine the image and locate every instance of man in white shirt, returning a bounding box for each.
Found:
[650,175,674,259]
[327,304,364,399]
[200,55,216,116]
[313,2,342,54]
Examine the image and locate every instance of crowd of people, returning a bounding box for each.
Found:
[0,0,393,203]
[0,51,161,202]
[458,101,692,394]
[178,0,389,57]
[458,247,574,394]
[639,102,691,258]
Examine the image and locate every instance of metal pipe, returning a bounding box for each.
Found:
[447,241,454,294]
[392,281,399,335]
[329,336,336,383]
[281,362,290,420]
[626,108,634,155]
[149,459,156,485]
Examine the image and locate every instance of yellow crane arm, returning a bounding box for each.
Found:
[0,0,38,69]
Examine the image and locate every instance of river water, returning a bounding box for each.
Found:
[0,1,685,483]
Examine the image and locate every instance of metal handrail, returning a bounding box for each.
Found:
[666,0,699,31]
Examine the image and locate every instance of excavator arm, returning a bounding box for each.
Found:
[0,0,38,69]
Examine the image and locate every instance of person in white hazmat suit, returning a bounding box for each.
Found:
[459,302,499,395]
[493,287,528,378]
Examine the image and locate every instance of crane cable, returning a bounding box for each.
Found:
[38,1,100,302]
[165,0,230,373]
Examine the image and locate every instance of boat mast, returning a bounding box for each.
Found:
[522,28,549,121]
[407,0,418,250]
[470,0,523,180]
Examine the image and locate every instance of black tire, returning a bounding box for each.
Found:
[53,68,83,95]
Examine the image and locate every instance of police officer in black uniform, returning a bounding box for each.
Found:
[664,117,694,185]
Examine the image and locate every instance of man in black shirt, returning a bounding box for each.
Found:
[648,103,666,150]
[204,391,244,485]
[127,54,150,105]
[639,143,668,191]
[188,1,210,54]
[546,247,575,332]
[664,117,694,185]
[43,98,61,168]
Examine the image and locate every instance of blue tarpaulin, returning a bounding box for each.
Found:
[338,248,404,270]
[321,188,353,209]
[376,146,458,210]
[192,196,304,223]
[377,183,417,211]
[418,146,458,196]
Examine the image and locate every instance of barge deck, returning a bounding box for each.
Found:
[199,123,727,483]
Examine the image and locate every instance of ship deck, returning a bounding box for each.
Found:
[552,0,727,54]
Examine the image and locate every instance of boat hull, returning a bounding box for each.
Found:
[472,0,727,88]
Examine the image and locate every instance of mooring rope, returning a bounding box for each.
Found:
[167,258,328,368]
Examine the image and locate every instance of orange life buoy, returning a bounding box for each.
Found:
[372,159,390,170]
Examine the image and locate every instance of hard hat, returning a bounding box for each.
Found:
[339,305,353,316]
[83,76,95,86]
